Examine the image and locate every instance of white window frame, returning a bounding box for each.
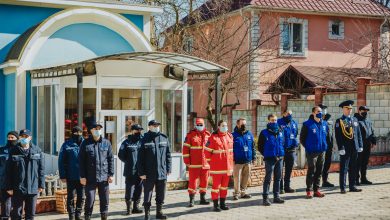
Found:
[279,17,308,57]
[329,19,344,40]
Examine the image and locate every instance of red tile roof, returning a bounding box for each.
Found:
[250,0,390,17]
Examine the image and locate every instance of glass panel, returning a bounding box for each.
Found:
[104,116,117,154]
[124,116,148,138]
[37,86,51,154]
[101,89,150,110]
[52,85,57,155]
[64,88,96,140]
[332,23,340,35]
[174,90,182,153]
[281,22,290,51]
[292,23,302,52]
[32,87,38,145]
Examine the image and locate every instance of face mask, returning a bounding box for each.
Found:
[315,112,323,119]
[361,112,368,118]
[267,122,279,133]
[324,113,332,121]
[323,109,328,115]
[150,127,160,133]
[7,140,18,146]
[195,125,205,131]
[284,115,292,122]
[19,138,30,145]
[220,126,228,133]
[72,134,82,143]
[93,130,102,137]
[240,124,246,132]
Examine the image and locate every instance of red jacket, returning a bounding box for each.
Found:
[205,131,234,176]
[183,129,211,169]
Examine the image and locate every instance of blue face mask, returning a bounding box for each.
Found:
[316,112,323,119]
[19,138,30,145]
[219,126,228,133]
[267,122,279,133]
[284,115,292,122]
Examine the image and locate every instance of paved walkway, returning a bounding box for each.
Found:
[38,164,390,220]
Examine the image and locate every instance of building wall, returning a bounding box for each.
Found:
[366,84,390,136]
[256,105,279,133]
[232,110,252,131]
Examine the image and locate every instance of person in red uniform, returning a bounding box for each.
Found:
[183,118,211,207]
[205,120,234,212]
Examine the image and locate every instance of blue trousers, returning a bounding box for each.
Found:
[1,190,12,219]
[263,158,283,198]
[11,192,37,220]
[125,176,143,202]
[143,179,166,207]
[339,150,358,191]
[66,180,85,215]
[85,181,109,216]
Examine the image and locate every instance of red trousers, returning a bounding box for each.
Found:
[188,168,210,195]
[211,174,230,200]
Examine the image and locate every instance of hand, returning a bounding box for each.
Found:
[60,179,67,183]
[7,190,13,196]
[38,188,43,193]
[108,176,114,184]
[339,150,346,156]
[140,175,146,180]
[80,178,87,186]
[358,148,363,153]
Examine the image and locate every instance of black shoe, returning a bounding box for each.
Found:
[125,200,132,215]
[280,189,285,194]
[273,197,285,204]
[284,187,296,193]
[156,204,168,219]
[340,189,347,194]
[199,192,210,205]
[188,194,195,207]
[219,198,229,210]
[85,215,91,220]
[361,179,373,185]
[350,188,363,192]
[356,181,361,186]
[101,213,108,220]
[75,213,82,220]
[144,206,150,220]
[322,181,335,187]
[263,197,271,206]
[132,200,143,214]
[240,194,252,199]
[68,214,75,220]
[213,200,221,212]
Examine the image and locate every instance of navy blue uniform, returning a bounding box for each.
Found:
[0,143,12,219]
[79,136,114,216]
[322,115,334,184]
[6,144,45,220]
[58,138,85,217]
[335,115,363,191]
[118,135,143,204]
[277,118,298,191]
[137,131,171,208]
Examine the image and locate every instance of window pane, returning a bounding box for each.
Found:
[281,22,290,51]
[332,23,340,35]
[292,23,302,52]
[174,90,182,153]
[101,89,150,110]
[37,86,51,154]
[64,88,96,140]
[52,86,57,155]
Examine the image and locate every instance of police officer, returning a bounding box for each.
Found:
[118,124,144,215]
[58,126,85,220]
[6,129,45,220]
[335,100,363,194]
[0,131,19,219]
[354,106,377,185]
[278,110,298,194]
[319,104,335,188]
[79,123,114,220]
[137,120,171,220]
[258,114,285,206]
[300,106,328,199]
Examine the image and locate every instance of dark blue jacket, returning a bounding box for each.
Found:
[79,136,114,183]
[258,129,285,159]
[277,118,299,149]
[232,127,256,164]
[354,113,377,146]
[118,134,142,177]
[335,115,363,153]
[300,116,328,154]
[58,138,83,181]
[137,131,172,180]
[6,144,45,195]
[0,143,12,189]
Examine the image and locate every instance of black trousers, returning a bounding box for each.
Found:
[1,189,12,219]
[143,179,166,207]
[11,192,37,220]
[85,181,109,216]
[280,150,296,190]
[357,142,372,182]
[306,152,325,192]
[322,146,333,183]
[339,150,358,191]
[125,176,143,202]
[66,180,85,215]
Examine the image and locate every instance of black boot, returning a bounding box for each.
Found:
[263,196,271,206]
[126,200,132,215]
[213,200,221,212]
[188,194,195,207]
[75,213,82,220]
[132,200,144,214]
[144,206,150,220]
[199,192,210,205]
[101,213,108,220]
[68,213,75,220]
[156,204,168,219]
[219,198,229,210]
[85,215,91,220]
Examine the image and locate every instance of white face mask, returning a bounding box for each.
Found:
[195,125,204,131]
[150,127,160,133]
[323,109,327,115]
[220,126,228,133]
[93,130,102,137]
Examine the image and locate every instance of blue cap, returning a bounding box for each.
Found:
[148,120,161,126]
[89,122,103,130]
[131,124,144,131]
[19,129,32,137]
[339,100,354,109]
